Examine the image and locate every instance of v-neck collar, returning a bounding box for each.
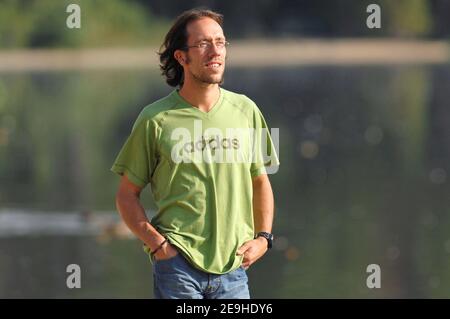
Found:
[172,87,224,119]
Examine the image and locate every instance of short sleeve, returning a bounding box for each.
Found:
[111,113,159,188]
[250,102,280,177]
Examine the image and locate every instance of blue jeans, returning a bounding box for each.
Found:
[152,253,250,299]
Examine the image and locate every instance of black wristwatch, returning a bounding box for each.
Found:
[255,232,274,249]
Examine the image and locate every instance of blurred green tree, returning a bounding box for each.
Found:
[380,0,433,37]
[0,0,169,48]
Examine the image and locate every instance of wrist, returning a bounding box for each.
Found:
[254,231,274,249]
[256,236,267,245]
[150,237,168,256]
[143,230,167,250]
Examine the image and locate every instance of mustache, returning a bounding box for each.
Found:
[205,56,227,64]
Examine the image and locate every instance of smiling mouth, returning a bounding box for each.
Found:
[205,62,223,68]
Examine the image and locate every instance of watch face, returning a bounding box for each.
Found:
[267,234,273,248]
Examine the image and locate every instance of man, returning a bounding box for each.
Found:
[111,8,279,299]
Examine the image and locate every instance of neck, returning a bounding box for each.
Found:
[178,79,220,113]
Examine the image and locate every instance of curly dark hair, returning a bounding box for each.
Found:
[159,9,224,87]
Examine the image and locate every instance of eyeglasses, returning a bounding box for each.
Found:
[183,40,230,51]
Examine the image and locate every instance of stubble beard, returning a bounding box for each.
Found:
[185,56,225,85]
[191,68,224,85]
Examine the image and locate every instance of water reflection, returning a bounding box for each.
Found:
[1,65,450,298]
[0,209,132,238]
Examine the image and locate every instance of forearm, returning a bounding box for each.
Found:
[115,192,165,251]
[237,174,274,268]
[252,174,274,234]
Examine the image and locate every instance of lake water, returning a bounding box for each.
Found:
[1,64,450,298]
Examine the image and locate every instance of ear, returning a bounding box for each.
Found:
[174,50,186,65]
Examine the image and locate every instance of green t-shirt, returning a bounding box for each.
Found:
[111,87,279,274]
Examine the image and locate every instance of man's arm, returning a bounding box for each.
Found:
[252,173,274,235]
[115,174,177,259]
[237,173,275,269]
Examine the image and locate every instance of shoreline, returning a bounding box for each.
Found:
[0,38,449,72]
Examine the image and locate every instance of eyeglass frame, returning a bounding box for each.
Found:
[182,40,230,51]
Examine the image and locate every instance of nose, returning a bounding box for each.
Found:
[210,43,222,54]
[209,42,224,58]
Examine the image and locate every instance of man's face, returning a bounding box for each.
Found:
[181,18,227,85]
